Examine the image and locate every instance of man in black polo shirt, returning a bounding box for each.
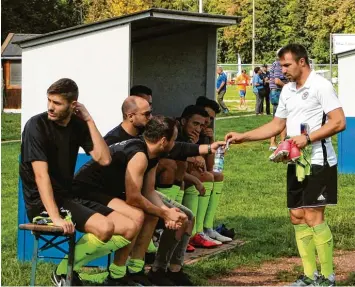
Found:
[20,78,140,286]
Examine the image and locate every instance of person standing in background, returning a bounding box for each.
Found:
[236,69,250,110]
[260,64,271,115]
[216,66,229,114]
[252,67,265,115]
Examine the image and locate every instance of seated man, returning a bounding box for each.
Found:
[175,105,222,248]
[19,78,140,286]
[102,96,225,285]
[195,96,232,243]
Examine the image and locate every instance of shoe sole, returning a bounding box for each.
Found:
[269,150,289,162]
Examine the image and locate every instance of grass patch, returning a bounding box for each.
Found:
[2,115,355,285]
[1,113,21,141]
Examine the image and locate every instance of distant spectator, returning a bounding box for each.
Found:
[235,69,250,110]
[260,64,271,115]
[216,66,229,114]
[252,67,266,115]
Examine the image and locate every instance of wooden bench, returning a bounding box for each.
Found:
[19,223,76,286]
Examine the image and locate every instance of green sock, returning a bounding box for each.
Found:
[56,234,130,275]
[182,185,199,235]
[147,239,157,253]
[127,258,145,273]
[175,189,185,205]
[312,222,334,278]
[195,182,213,233]
[294,224,317,279]
[109,263,127,279]
[157,185,180,201]
[204,181,223,229]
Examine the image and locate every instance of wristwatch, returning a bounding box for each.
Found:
[305,134,312,145]
[207,144,212,154]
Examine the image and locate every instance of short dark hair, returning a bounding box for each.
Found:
[181,105,209,121]
[143,115,176,143]
[278,44,310,66]
[130,85,152,97]
[47,78,78,102]
[254,67,261,74]
[196,96,221,114]
[262,64,268,68]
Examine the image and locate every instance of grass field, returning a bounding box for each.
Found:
[1,112,355,286]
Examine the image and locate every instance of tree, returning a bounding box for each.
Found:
[1,0,82,42]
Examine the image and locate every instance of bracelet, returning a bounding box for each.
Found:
[305,134,312,145]
[207,144,212,154]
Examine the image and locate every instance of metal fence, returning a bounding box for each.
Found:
[219,64,338,83]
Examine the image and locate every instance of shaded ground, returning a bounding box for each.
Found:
[209,250,355,286]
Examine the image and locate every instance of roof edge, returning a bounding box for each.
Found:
[15,8,239,49]
[334,48,355,57]
[1,33,14,54]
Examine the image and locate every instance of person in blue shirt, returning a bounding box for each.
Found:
[216,67,229,114]
[252,66,266,115]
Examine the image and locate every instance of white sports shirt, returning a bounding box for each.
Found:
[275,71,342,166]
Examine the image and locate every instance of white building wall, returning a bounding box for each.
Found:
[21,24,130,142]
[338,52,355,117]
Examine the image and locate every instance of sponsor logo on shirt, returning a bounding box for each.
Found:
[302,92,309,100]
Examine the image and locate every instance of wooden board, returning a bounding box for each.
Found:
[184,239,246,265]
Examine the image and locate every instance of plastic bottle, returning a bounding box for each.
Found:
[213,146,225,173]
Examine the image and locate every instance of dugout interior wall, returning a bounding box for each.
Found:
[16,9,238,265]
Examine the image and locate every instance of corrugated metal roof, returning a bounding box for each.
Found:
[2,34,40,57]
[15,8,239,49]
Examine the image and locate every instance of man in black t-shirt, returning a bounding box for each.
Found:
[195,97,232,243]
[73,116,205,285]
[20,78,141,286]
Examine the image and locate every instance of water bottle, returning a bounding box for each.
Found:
[213,146,225,173]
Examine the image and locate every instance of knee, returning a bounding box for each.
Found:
[95,219,115,242]
[122,218,139,241]
[134,208,145,228]
[213,172,224,182]
[201,171,214,182]
[290,211,305,225]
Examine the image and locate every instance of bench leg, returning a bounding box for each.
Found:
[30,235,39,286]
[65,233,76,286]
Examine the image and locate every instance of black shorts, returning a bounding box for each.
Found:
[287,163,338,209]
[26,196,114,232]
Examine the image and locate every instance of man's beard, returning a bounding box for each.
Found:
[48,106,72,124]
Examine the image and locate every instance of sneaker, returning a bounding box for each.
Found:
[51,270,83,286]
[167,269,194,286]
[104,274,140,286]
[312,275,336,286]
[269,140,291,162]
[269,146,277,151]
[215,224,236,239]
[204,228,233,243]
[127,269,153,286]
[189,233,219,248]
[147,268,175,286]
[186,243,195,253]
[289,141,301,162]
[223,108,229,114]
[203,233,222,245]
[290,275,316,286]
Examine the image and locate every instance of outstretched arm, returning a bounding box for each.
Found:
[225,117,286,144]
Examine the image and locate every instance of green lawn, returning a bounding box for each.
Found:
[2,114,355,286]
[1,113,21,141]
